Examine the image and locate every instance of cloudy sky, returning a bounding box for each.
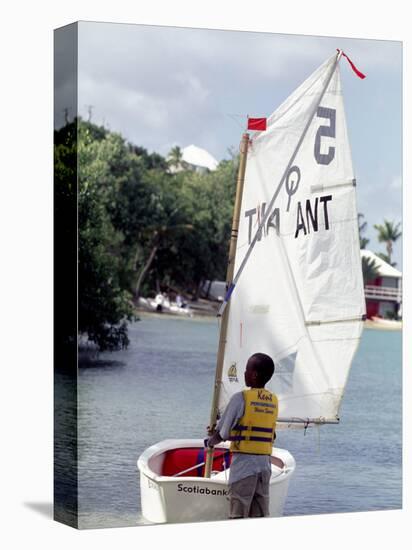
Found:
[57,21,402,267]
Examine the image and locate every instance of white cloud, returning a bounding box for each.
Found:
[77,23,401,157]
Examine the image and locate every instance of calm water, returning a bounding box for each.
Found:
[74,315,402,528]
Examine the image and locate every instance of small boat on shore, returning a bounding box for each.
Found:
[138,296,194,317]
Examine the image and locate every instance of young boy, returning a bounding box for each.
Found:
[205,352,278,519]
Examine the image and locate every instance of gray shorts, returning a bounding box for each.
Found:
[228,470,271,519]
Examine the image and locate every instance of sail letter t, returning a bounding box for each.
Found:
[247,117,267,131]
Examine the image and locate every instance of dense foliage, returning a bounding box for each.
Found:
[55,119,237,350]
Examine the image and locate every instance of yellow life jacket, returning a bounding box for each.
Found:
[229,388,278,455]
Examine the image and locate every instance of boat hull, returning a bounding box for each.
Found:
[137,439,295,524]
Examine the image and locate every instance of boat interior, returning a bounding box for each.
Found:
[148,446,285,478]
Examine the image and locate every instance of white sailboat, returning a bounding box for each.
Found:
[137,50,366,524]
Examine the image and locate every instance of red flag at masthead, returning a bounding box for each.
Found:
[247,117,267,131]
[337,49,366,79]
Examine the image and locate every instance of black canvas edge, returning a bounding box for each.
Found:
[53,21,79,529]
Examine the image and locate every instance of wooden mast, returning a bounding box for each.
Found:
[204,131,250,478]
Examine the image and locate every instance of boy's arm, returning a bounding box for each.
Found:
[205,392,244,448]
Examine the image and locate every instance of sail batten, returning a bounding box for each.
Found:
[305,315,366,326]
[276,417,340,426]
[218,53,365,423]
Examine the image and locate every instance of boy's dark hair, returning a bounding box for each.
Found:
[250,353,275,385]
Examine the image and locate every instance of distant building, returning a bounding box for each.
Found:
[361,249,402,319]
[168,144,218,174]
[182,145,218,173]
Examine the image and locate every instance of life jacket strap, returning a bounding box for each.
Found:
[232,424,274,433]
[229,435,273,443]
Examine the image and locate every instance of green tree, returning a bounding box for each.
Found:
[362,255,379,285]
[197,158,238,281]
[135,169,196,297]
[373,220,402,266]
[133,156,238,299]
[358,213,369,249]
[169,157,238,298]
[167,146,183,169]
[129,144,169,171]
[57,117,240,348]
[77,121,137,350]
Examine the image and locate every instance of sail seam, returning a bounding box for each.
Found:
[309,336,362,343]
[310,179,356,192]
[305,315,366,326]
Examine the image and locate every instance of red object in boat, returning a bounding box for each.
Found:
[162,447,231,477]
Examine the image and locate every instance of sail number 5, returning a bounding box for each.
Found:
[314,107,336,165]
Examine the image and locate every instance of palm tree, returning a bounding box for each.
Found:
[373,220,402,265]
[358,213,369,249]
[375,252,392,265]
[168,146,183,170]
[362,256,379,285]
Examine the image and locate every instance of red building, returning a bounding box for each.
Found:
[362,249,402,319]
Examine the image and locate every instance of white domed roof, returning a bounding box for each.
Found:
[181,144,218,171]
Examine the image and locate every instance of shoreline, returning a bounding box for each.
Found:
[135,309,217,322]
[136,308,402,331]
[364,319,402,331]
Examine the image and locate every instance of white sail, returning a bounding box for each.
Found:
[219,53,365,425]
